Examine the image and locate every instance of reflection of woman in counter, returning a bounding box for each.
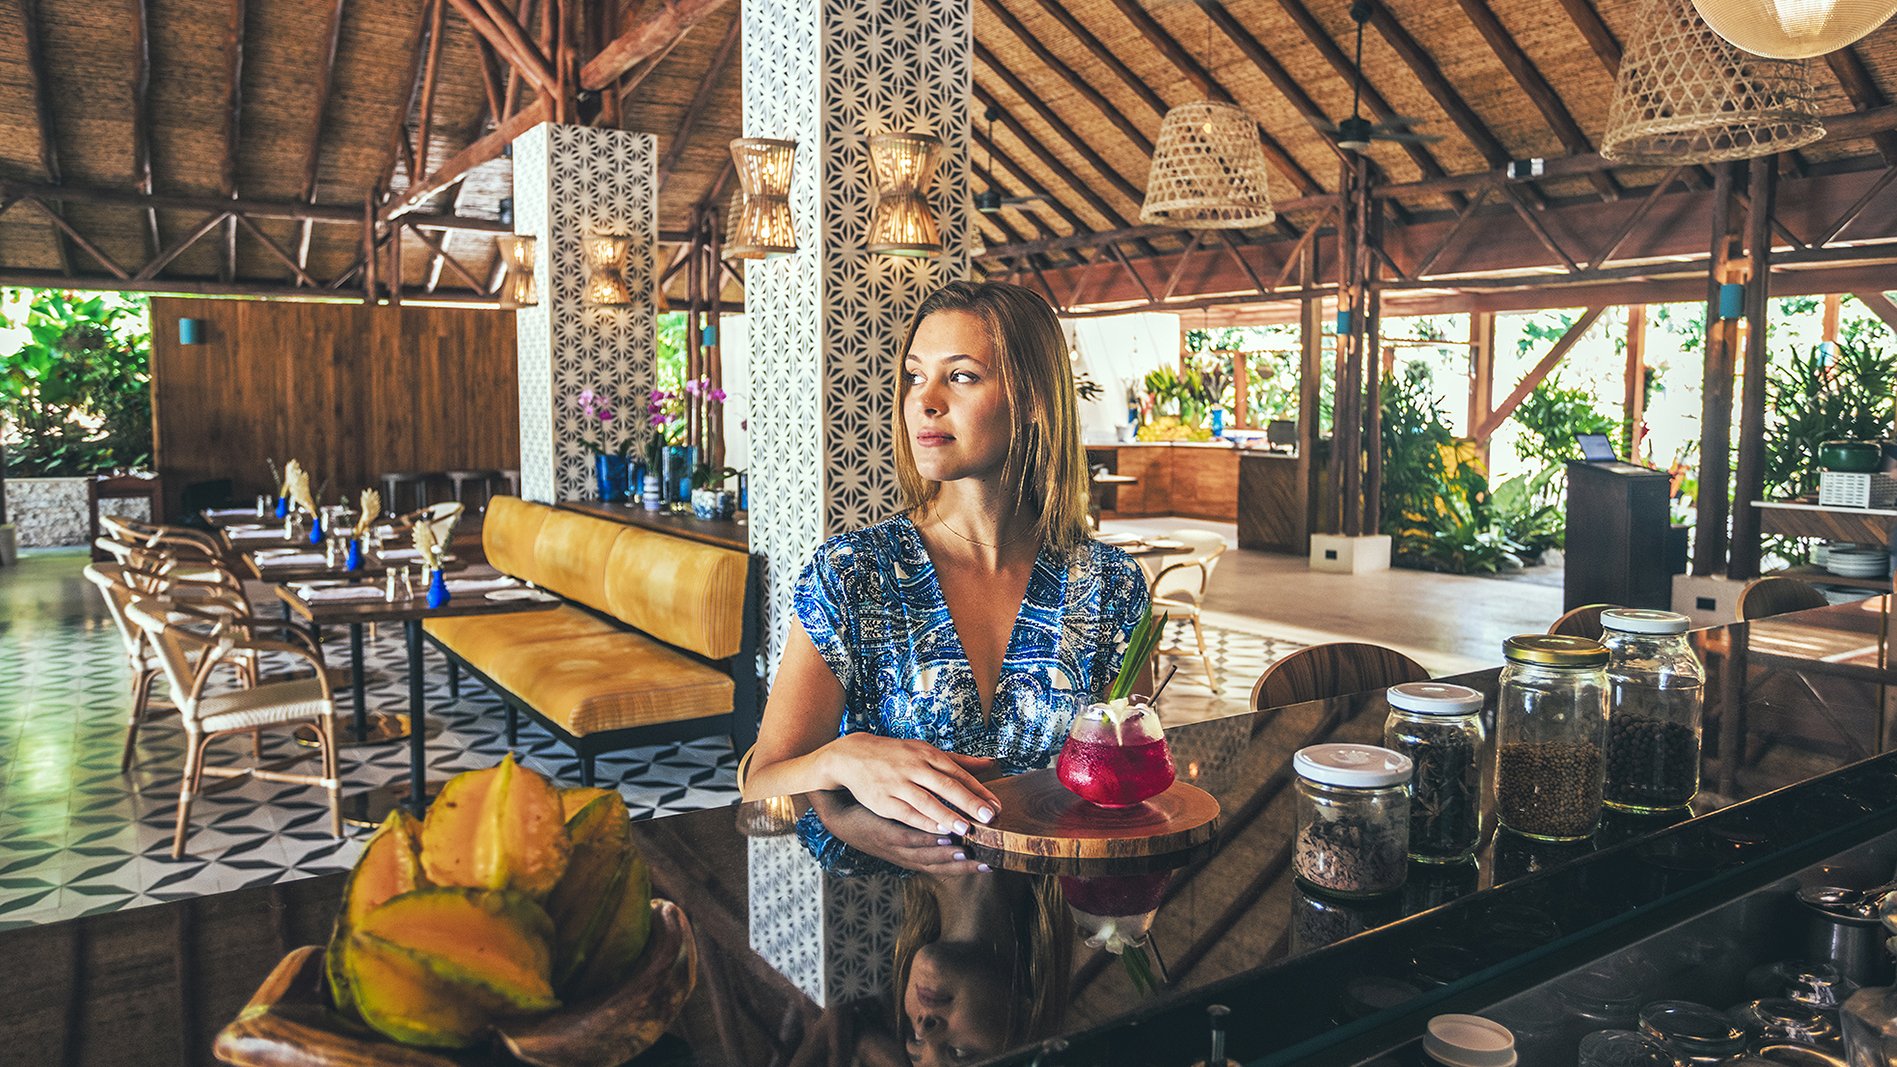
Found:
[741,281,1150,841]
[896,873,1071,1064]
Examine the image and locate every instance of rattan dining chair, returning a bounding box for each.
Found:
[125,595,343,857]
[1147,530,1228,688]
[1549,603,1619,640]
[1250,642,1429,712]
[1738,576,1832,621]
[99,514,223,561]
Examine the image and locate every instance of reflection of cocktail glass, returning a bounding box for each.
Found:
[1057,698,1176,808]
[1060,871,1172,951]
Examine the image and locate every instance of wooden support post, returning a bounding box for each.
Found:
[390,220,404,306]
[1694,163,1743,576]
[687,207,704,455]
[1298,241,1324,551]
[1363,291,1385,536]
[363,194,378,304]
[1624,305,1647,460]
[1231,350,1249,429]
[1730,155,1778,580]
[1823,293,1842,342]
[1474,307,1605,440]
[1330,156,1358,538]
[1468,311,1495,468]
[707,209,724,470]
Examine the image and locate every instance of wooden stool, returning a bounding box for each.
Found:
[378,471,430,514]
[447,469,502,511]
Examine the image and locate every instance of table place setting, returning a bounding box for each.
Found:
[292,584,388,603]
[255,551,327,569]
[443,575,523,594]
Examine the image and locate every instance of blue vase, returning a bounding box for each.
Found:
[307,516,324,545]
[737,472,748,511]
[345,539,362,572]
[427,569,450,609]
[594,453,630,503]
[1210,406,1225,437]
[274,496,289,519]
[663,445,695,505]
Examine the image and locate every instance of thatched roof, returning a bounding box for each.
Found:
[0,0,1891,311]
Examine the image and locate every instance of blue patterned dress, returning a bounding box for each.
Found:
[792,515,1149,870]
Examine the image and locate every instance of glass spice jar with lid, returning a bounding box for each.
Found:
[1292,744,1412,898]
[1383,681,1487,863]
[1599,608,1704,813]
[1494,634,1609,841]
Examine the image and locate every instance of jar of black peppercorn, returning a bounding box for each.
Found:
[1599,608,1704,813]
[1494,634,1609,842]
[1293,744,1412,898]
[1383,681,1486,863]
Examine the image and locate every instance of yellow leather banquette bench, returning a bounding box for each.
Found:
[423,496,757,784]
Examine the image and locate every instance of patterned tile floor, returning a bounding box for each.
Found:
[0,549,1302,931]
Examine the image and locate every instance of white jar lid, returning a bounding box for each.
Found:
[1600,608,1691,635]
[1293,743,1413,788]
[1423,1014,1518,1067]
[1387,681,1485,716]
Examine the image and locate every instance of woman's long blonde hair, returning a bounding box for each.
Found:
[892,281,1092,555]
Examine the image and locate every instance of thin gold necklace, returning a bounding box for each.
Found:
[935,514,1026,549]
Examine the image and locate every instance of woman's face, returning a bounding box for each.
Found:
[903,940,1013,1065]
[903,310,1013,486]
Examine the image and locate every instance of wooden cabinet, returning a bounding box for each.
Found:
[1089,445,1237,521]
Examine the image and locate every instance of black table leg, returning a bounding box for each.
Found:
[406,617,427,815]
[351,621,369,739]
[298,620,408,750]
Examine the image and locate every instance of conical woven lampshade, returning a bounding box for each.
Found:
[1692,0,1897,59]
[1603,0,1824,164]
[1141,100,1275,230]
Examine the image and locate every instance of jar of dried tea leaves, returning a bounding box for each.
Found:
[1384,681,1486,863]
[1293,743,1412,898]
[1494,634,1609,842]
[1599,608,1703,813]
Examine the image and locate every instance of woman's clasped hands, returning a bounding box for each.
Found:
[819,732,1003,837]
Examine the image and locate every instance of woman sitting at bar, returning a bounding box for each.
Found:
[741,281,1149,847]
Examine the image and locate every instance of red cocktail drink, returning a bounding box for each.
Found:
[1057,699,1175,808]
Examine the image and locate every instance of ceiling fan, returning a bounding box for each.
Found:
[973,106,1047,214]
[1318,0,1442,153]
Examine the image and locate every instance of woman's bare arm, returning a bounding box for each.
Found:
[741,621,849,800]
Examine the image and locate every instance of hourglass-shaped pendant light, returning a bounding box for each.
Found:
[866,132,944,257]
[582,234,634,306]
[496,234,537,309]
[727,138,798,258]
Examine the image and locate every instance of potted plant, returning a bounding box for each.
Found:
[573,389,635,503]
[690,466,742,521]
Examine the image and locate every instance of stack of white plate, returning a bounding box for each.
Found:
[1825,543,1890,578]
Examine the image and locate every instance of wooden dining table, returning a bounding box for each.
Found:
[275,577,560,823]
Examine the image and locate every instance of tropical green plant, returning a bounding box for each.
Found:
[1513,377,1622,474]
[1379,362,1514,573]
[1491,468,1564,562]
[0,289,153,476]
[1764,339,1897,500]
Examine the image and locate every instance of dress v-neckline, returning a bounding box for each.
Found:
[900,516,1046,723]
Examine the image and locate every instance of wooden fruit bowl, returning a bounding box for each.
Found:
[213,899,695,1067]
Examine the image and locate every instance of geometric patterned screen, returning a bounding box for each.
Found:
[511,123,659,503]
[742,0,973,674]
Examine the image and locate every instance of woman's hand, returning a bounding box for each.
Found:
[809,791,987,875]
[818,733,1003,835]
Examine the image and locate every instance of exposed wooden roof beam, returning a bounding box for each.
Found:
[0,177,511,230]
[409,226,488,291]
[234,213,319,287]
[221,0,246,283]
[376,2,438,217]
[976,0,1151,156]
[580,0,727,90]
[20,0,70,274]
[297,0,349,278]
[1019,0,1168,122]
[24,197,128,280]
[130,0,158,257]
[135,212,229,281]
[657,16,740,188]
[969,161,1059,241]
[415,0,447,183]
[1826,47,1897,165]
[1098,0,1323,196]
[446,0,558,98]
[0,267,501,304]
[385,99,549,220]
[1362,4,1510,173]
[1200,2,1349,161]
[1450,0,1620,200]
[1553,0,1621,72]
[974,43,1148,210]
[1258,0,1457,193]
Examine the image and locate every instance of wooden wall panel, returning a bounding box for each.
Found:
[150,298,517,518]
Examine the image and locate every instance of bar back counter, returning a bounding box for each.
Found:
[5,597,1894,1066]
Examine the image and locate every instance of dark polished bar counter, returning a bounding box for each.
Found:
[5,598,1894,1065]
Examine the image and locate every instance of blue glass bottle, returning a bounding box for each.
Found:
[426,569,450,609]
[307,516,324,545]
[345,539,362,571]
[274,496,289,519]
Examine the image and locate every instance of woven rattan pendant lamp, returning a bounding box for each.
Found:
[1141,100,1276,229]
[1692,0,1897,58]
[1602,0,1824,164]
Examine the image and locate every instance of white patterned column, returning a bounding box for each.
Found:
[512,123,658,503]
[741,0,974,674]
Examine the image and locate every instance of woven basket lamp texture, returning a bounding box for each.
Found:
[725,190,764,261]
[1602,0,1825,164]
[867,132,944,256]
[728,138,798,258]
[1692,0,1897,59]
[1140,100,1276,230]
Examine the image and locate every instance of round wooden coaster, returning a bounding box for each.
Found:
[961,768,1220,863]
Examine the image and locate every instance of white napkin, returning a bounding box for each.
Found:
[256,552,326,568]
[205,508,255,518]
[230,528,290,541]
[299,586,386,603]
[446,576,519,593]
[376,548,422,561]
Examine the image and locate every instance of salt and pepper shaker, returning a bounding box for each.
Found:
[1191,1004,1238,1067]
[384,567,399,603]
[401,565,417,601]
